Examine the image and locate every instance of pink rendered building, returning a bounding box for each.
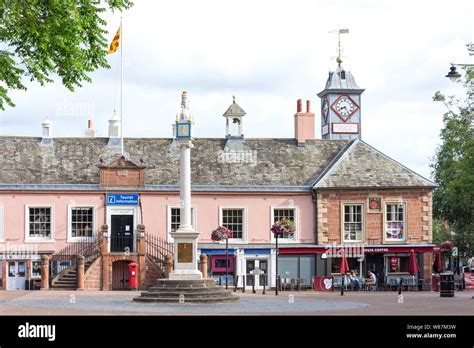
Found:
[0,66,436,291]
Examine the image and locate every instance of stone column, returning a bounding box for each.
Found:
[77,255,85,291]
[137,224,146,289]
[40,255,49,290]
[165,254,173,278]
[200,254,208,279]
[100,224,109,255]
[169,91,202,280]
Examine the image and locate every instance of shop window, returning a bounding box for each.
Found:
[27,206,53,240]
[386,203,406,241]
[331,257,361,273]
[387,256,409,273]
[70,207,94,238]
[31,261,41,278]
[278,255,315,285]
[272,208,296,239]
[343,204,363,242]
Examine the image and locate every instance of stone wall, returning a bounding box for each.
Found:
[144,256,163,289]
[84,257,103,290]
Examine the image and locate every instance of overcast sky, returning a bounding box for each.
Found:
[0,0,472,179]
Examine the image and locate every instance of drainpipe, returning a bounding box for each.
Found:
[139,194,144,225]
[311,189,318,244]
[104,193,107,225]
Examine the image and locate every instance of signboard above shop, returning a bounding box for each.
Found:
[106,193,139,206]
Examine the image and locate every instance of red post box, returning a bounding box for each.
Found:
[129,262,138,290]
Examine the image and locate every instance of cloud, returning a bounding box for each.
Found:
[0,0,472,181]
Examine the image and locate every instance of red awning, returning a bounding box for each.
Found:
[279,246,436,255]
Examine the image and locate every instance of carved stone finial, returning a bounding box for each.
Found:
[179,91,190,121]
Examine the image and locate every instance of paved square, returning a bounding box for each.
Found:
[0,290,472,315]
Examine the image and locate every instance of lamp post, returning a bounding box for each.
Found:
[225,236,229,290]
[211,226,232,289]
[275,232,279,296]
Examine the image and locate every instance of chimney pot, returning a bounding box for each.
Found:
[297,99,302,113]
[306,100,311,113]
[85,118,96,137]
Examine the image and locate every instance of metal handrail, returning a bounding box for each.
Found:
[144,233,174,271]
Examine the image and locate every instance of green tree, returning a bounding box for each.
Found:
[432,43,474,259]
[432,219,451,246]
[0,0,133,110]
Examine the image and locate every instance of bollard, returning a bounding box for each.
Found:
[252,276,256,294]
[399,278,403,295]
[341,276,345,296]
[262,276,266,295]
[242,275,246,293]
[219,276,222,286]
[234,275,239,292]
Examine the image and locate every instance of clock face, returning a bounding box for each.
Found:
[176,122,191,138]
[322,97,329,124]
[331,95,359,122]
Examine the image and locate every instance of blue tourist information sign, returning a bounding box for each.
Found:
[106,193,139,206]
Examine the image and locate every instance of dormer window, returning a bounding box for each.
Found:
[339,70,346,80]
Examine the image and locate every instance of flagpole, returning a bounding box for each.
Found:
[120,16,124,155]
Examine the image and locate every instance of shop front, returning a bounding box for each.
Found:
[280,245,435,290]
[200,249,236,286]
[2,256,42,290]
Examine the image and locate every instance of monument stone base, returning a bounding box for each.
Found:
[133,279,240,303]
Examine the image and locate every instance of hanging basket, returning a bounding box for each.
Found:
[211,226,232,241]
[271,218,296,237]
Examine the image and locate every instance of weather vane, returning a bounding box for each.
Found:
[329,29,349,66]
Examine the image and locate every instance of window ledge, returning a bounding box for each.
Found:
[24,238,54,243]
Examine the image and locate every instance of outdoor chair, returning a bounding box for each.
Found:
[333,276,342,291]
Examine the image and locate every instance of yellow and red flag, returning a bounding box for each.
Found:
[108,27,120,54]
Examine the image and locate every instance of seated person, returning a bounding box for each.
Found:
[349,270,362,290]
[365,271,377,287]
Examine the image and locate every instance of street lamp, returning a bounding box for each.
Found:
[445,63,474,82]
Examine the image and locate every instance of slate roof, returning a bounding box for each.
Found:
[223,99,246,117]
[0,136,435,190]
[0,137,344,188]
[313,139,436,188]
[317,65,365,97]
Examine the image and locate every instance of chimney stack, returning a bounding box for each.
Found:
[40,116,53,146]
[85,119,96,137]
[294,99,315,146]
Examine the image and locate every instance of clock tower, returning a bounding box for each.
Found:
[317,63,365,140]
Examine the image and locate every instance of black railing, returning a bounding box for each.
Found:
[49,234,101,285]
[110,235,135,253]
[145,233,174,271]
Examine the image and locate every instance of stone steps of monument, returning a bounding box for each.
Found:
[139,290,234,298]
[148,285,227,292]
[134,295,239,303]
